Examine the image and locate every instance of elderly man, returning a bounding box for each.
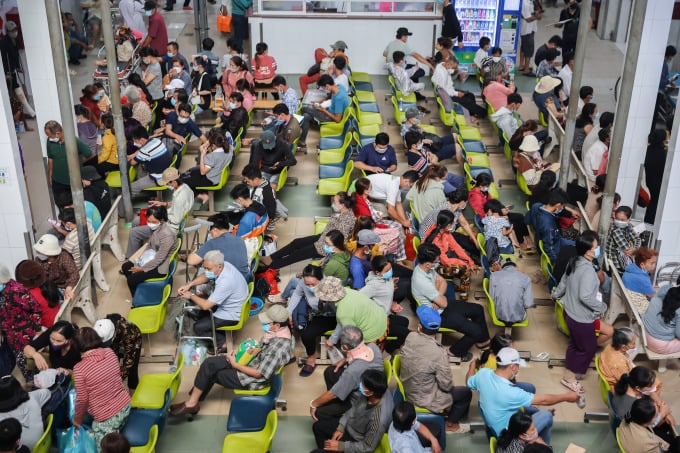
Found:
[312,369,393,453]
[467,347,580,443]
[186,212,249,280]
[45,120,92,197]
[310,325,385,421]
[125,167,194,259]
[400,305,472,433]
[178,250,249,354]
[489,258,534,324]
[169,305,292,416]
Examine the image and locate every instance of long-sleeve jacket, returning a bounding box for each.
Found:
[143,222,178,274]
[39,252,79,289]
[338,392,394,453]
[0,280,42,353]
[424,226,474,267]
[99,130,119,165]
[249,138,297,175]
[525,203,561,263]
[108,314,142,380]
[551,257,605,323]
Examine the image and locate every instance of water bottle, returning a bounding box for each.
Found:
[398,98,403,111]
[214,85,224,109]
[181,340,194,365]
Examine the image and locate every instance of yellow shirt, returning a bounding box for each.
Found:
[99,130,119,165]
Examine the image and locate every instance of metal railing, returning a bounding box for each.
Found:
[55,252,97,324]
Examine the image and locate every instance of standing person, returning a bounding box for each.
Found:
[660,46,677,93]
[140,47,164,103]
[519,0,541,76]
[558,1,580,56]
[441,0,464,47]
[72,328,131,447]
[644,129,668,225]
[551,230,613,394]
[44,120,92,198]
[232,0,253,54]
[119,0,147,36]
[140,2,168,57]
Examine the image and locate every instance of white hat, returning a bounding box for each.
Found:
[534,76,561,94]
[94,319,115,343]
[34,234,61,257]
[519,135,541,153]
[496,347,527,367]
[164,79,185,90]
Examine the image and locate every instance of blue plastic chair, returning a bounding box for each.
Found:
[132,260,177,308]
[122,389,172,446]
[226,373,282,432]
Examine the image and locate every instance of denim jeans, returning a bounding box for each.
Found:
[532,409,554,444]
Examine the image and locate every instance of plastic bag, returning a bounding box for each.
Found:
[61,426,96,453]
[235,339,260,365]
[217,6,232,32]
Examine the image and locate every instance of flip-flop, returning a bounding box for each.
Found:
[560,378,585,394]
[299,363,317,377]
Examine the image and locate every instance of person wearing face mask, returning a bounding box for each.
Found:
[551,230,613,393]
[221,56,254,100]
[122,127,172,207]
[14,260,59,330]
[228,184,270,239]
[311,369,393,453]
[387,51,427,103]
[612,366,677,445]
[419,188,479,258]
[140,2,168,57]
[622,247,658,300]
[355,133,398,175]
[271,76,299,117]
[618,397,678,453]
[644,128,668,225]
[160,102,207,155]
[401,109,464,167]
[467,347,580,443]
[22,321,80,382]
[496,411,550,453]
[480,47,509,84]
[605,205,641,274]
[52,208,96,269]
[180,127,231,196]
[169,304,291,416]
[122,84,151,128]
[191,58,212,112]
[33,234,79,301]
[186,212,249,279]
[120,205,179,295]
[0,21,23,93]
[432,57,487,120]
[583,127,610,183]
[515,135,560,190]
[218,92,249,140]
[139,46,164,102]
[348,230,381,290]
[482,73,516,112]
[79,84,103,120]
[260,191,356,269]
[363,171,417,229]
[167,59,191,95]
[558,0,580,56]
[161,42,190,77]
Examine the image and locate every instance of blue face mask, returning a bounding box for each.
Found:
[322,244,334,255]
[593,246,601,259]
[358,381,370,397]
[306,285,316,292]
[382,269,393,280]
[145,10,153,16]
[93,93,103,101]
[554,208,563,215]
[594,111,601,120]
[170,98,177,107]
[0,284,4,292]
[229,102,238,109]
[261,323,271,333]
[167,52,174,58]
[205,270,216,280]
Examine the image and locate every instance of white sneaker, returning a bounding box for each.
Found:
[268,294,287,305]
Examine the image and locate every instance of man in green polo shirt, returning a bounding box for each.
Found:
[44,120,92,197]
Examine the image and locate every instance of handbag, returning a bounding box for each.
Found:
[638,167,651,208]
[217,6,232,33]
[566,179,588,205]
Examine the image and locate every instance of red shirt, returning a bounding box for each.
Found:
[251,54,277,81]
[468,188,492,218]
[30,287,59,329]
[74,348,131,424]
[147,12,168,57]
[79,96,101,120]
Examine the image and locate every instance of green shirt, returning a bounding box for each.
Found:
[323,252,350,283]
[47,138,92,185]
[332,288,387,343]
[384,40,412,63]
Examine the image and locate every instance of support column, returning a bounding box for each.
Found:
[614,0,674,205]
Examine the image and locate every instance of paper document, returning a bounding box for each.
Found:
[633,223,647,234]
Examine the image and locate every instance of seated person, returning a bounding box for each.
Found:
[514,135,560,189]
[387,51,426,98]
[120,206,179,295]
[272,76,299,117]
[93,315,142,390]
[53,208,96,269]
[388,401,443,453]
[252,102,302,144]
[218,92,249,140]
[404,134,464,194]
[300,74,350,146]
[178,250,249,354]
[14,261,59,330]
[228,184,269,239]
[599,327,646,389]
[643,284,680,354]
[401,110,463,167]
[169,305,292,416]
[605,206,641,274]
[311,369,393,453]
[236,78,257,112]
[432,57,487,120]
[329,56,350,92]
[33,234,78,301]
[157,103,207,155]
[349,230,381,289]
[534,35,562,68]
[248,130,297,192]
[190,57,213,114]
[533,76,564,121]
[496,411,552,453]
[483,199,517,255]
[0,377,50,450]
[167,57,192,95]
[400,305,472,433]
[466,347,580,442]
[0,418,30,453]
[525,190,570,263]
[474,36,491,71]
[180,127,232,193]
[480,47,508,83]
[489,258,534,324]
[241,164,277,221]
[126,126,173,199]
[482,74,515,112]
[21,321,80,382]
[411,243,488,361]
[126,167,194,258]
[309,325,385,420]
[354,133,398,175]
[535,48,560,78]
[622,247,658,299]
[422,211,477,300]
[617,397,676,453]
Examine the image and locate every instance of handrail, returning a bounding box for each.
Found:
[89,196,125,292]
[55,252,97,324]
[576,201,594,232]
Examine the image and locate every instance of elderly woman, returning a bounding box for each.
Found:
[72,327,131,447]
[15,260,59,329]
[0,376,50,450]
[599,327,638,389]
[552,230,613,394]
[33,234,79,301]
[623,247,658,301]
[123,85,151,128]
[120,206,179,295]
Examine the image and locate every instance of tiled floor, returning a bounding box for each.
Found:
[16,2,680,452]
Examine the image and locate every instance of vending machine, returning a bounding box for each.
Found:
[453,0,522,76]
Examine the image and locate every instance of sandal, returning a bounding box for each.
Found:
[299,363,317,377]
[560,378,585,394]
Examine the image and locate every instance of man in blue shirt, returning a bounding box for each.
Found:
[300,74,350,145]
[354,133,398,175]
[466,347,579,443]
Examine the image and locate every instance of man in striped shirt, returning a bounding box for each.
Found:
[127,126,172,197]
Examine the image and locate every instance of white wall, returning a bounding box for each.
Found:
[248,16,440,75]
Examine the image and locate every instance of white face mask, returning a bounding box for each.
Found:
[48,137,60,143]
[447,68,455,75]
[35,253,48,260]
[147,222,161,230]
[192,64,199,71]
[178,116,190,124]
[8,32,18,39]
[492,56,501,63]
[229,66,238,73]
[173,67,182,74]
[613,220,629,228]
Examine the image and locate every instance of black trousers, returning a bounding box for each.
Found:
[269,234,321,269]
[440,292,490,357]
[180,167,214,193]
[301,315,337,357]
[385,314,410,354]
[508,212,530,243]
[453,232,480,261]
[312,417,354,451]
[446,386,472,423]
[315,365,352,421]
[121,261,164,296]
[193,356,244,400]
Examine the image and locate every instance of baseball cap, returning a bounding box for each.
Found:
[81,165,101,181]
[258,305,289,324]
[496,347,527,367]
[261,130,276,150]
[330,40,348,51]
[315,276,346,302]
[396,27,413,38]
[94,319,116,343]
[357,229,380,246]
[416,305,441,330]
[157,167,180,186]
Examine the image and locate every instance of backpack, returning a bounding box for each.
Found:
[253,277,271,299]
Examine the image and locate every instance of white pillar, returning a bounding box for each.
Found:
[0,60,35,269]
[18,0,72,152]
[615,0,674,205]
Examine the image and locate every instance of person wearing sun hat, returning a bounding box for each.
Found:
[33,234,79,301]
[532,75,564,121]
[399,305,473,433]
[169,305,292,417]
[515,135,560,189]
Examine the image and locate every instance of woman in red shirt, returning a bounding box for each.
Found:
[72,327,131,446]
[79,84,103,124]
[251,42,279,99]
[15,260,59,329]
[423,210,477,300]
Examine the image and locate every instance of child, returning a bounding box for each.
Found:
[482,199,517,255]
[388,401,441,453]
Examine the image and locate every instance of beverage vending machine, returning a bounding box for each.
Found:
[454,0,522,76]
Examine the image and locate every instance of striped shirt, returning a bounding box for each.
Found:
[73,347,131,424]
[134,138,171,179]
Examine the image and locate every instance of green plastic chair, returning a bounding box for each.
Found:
[318,160,354,196]
[130,424,158,453]
[131,355,185,409]
[615,427,626,453]
[594,355,611,408]
[32,414,53,453]
[222,410,277,453]
[374,433,391,453]
[489,436,497,453]
[216,281,254,351]
[516,170,533,196]
[483,278,528,331]
[106,165,137,189]
[128,284,172,354]
[554,298,570,337]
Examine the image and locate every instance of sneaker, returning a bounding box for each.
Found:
[446,423,471,434]
[268,294,287,305]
